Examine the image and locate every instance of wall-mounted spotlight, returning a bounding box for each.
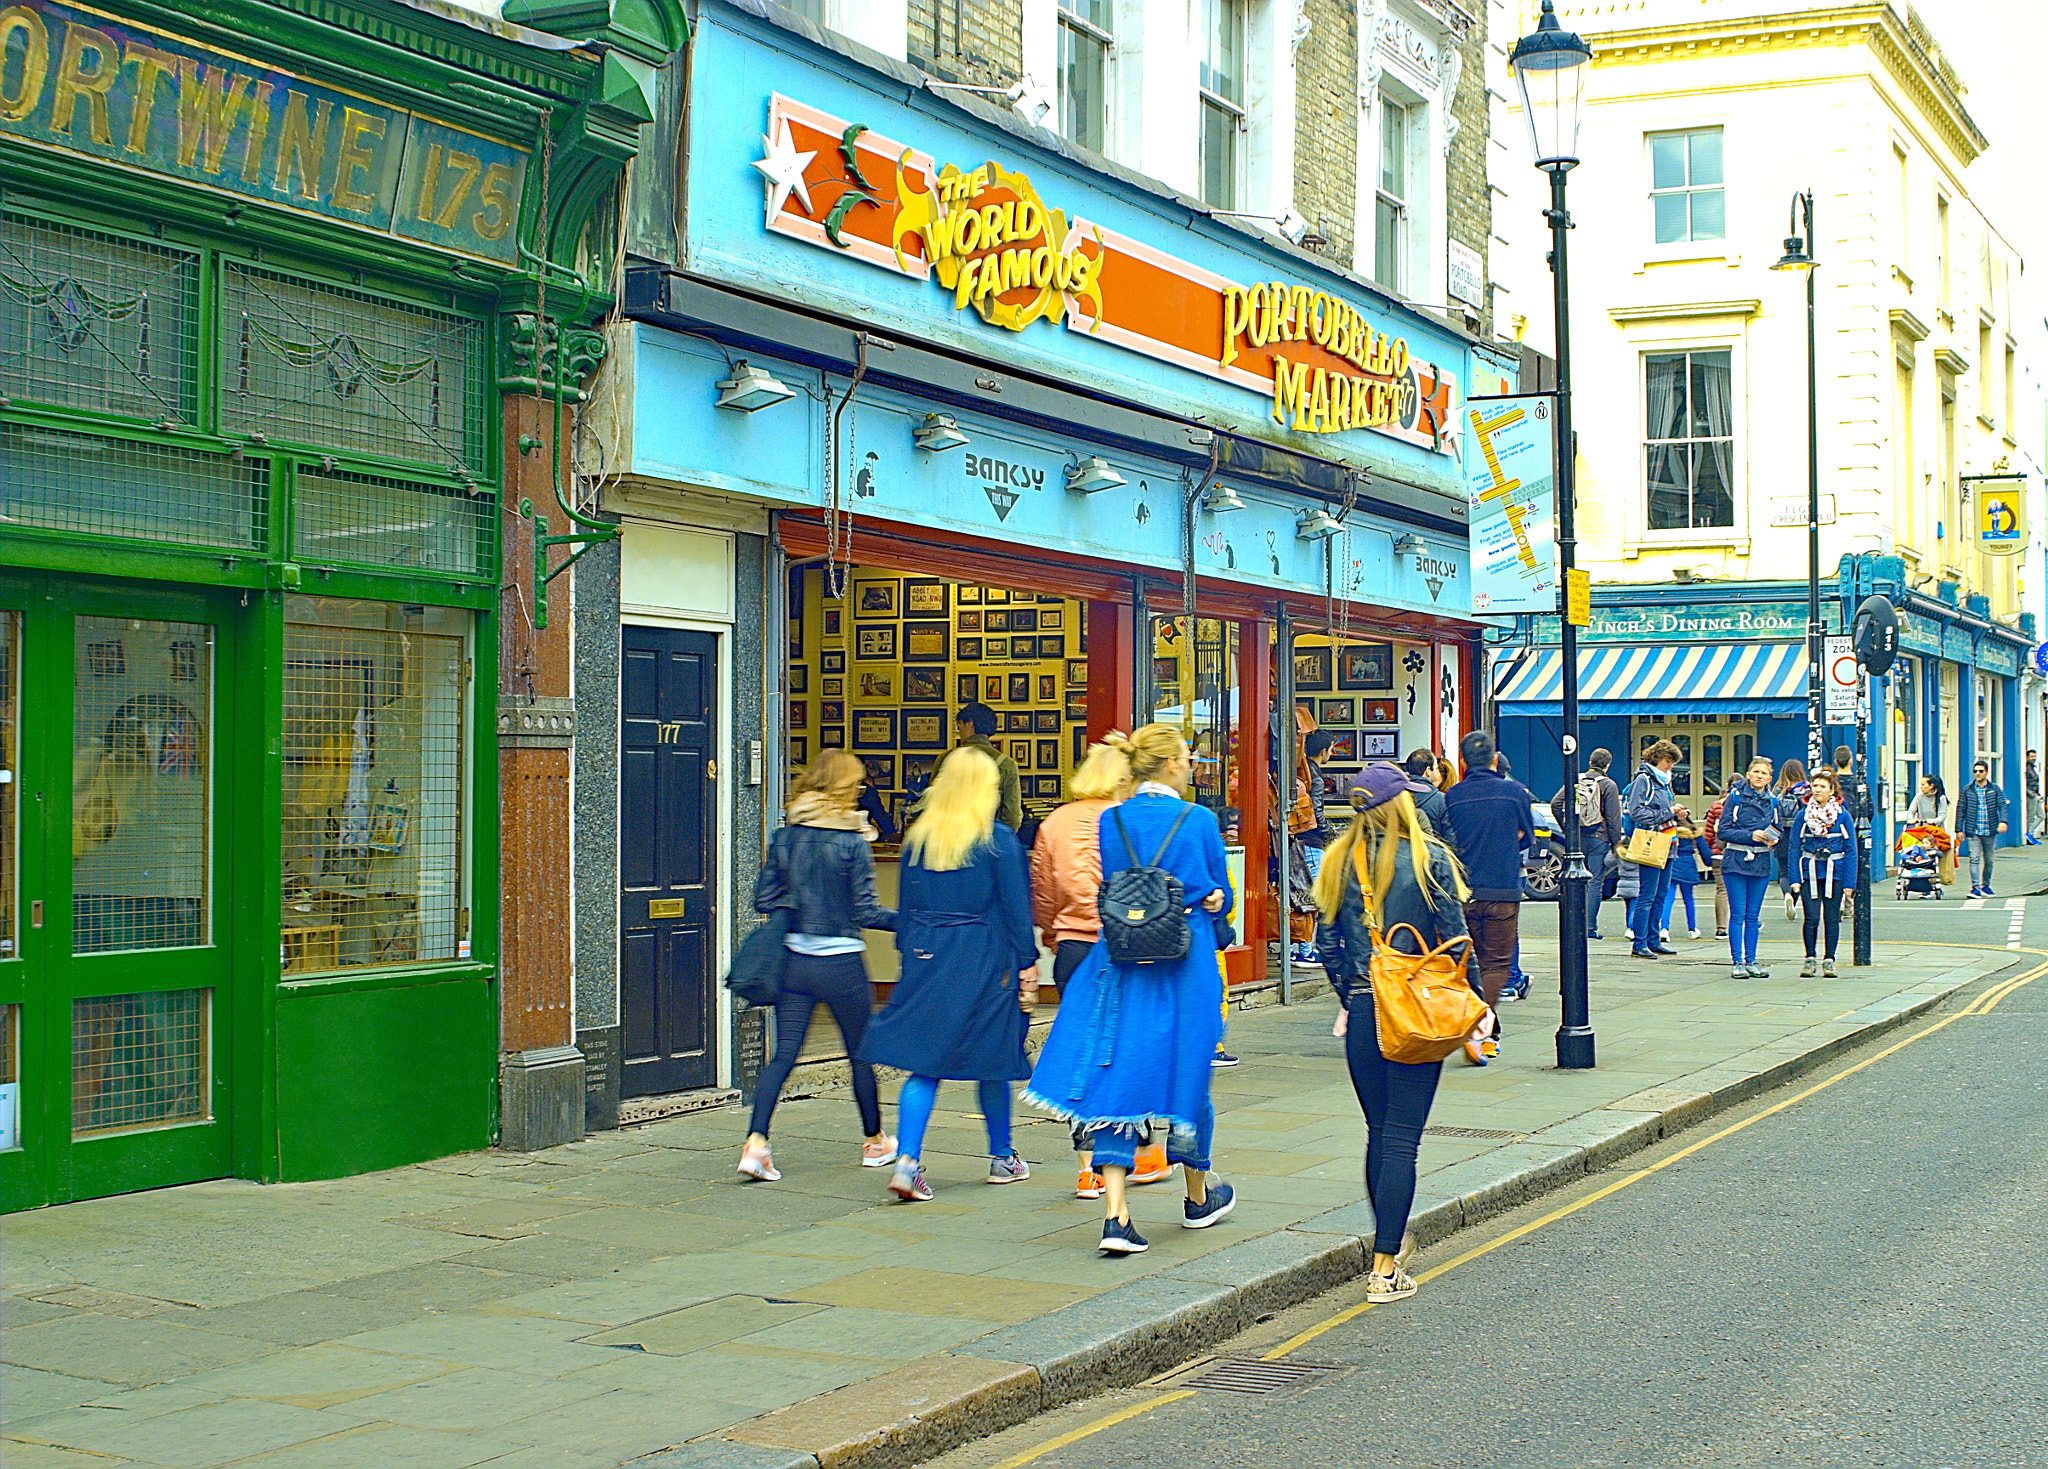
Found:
[913,413,970,452]
[715,361,795,412]
[1392,533,1425,557]
[1210,208,1327,249]
[1065,456,1126,494]
[1296,506,1346,540]
[923,75,1054,129]
[1202,482,1246,514]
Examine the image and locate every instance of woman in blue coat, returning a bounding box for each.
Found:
[1025,724,1237,1256]
[860,748,1038,1202]
[1791,768,1858,977]
[1716,756,1782,979]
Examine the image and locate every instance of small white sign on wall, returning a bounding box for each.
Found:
[1770,495,1836,528]
[1448,239,1485,308]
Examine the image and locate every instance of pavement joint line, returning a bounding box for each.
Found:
[977,946,2046,1469]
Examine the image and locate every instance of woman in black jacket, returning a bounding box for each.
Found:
[1313,762,1484,1305]
[742,751,898,1182]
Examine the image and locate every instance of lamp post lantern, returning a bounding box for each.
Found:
[1511,0,1595,1070]
[1772,192,1823,772]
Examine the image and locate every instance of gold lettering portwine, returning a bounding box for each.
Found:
[892,159,1103,331]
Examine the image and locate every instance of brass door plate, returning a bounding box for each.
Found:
[648,898,688,919]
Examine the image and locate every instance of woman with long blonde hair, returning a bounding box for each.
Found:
[1026,723,1238,1256]
[859,747,1039,1201]
[1312,762,1483,1305]
[741,751,898,1182]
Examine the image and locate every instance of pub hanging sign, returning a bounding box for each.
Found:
[753,94,1457,453]
[0,0,529,265]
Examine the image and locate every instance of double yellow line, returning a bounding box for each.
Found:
[994,949,2046,1469]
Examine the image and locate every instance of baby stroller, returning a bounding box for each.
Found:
[1895,824,1949,899]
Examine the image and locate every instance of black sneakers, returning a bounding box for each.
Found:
[1183,1181,1237,1229]
[1099,1217,1149,1255]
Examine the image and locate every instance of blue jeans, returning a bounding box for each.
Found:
[1091,1108,1213,1173]
[1343,992,1443,1256]
[1660,880,1698,934]
[1723,873,1770,964]
[1629,860,1674,952]
[895,1075,1012,1162]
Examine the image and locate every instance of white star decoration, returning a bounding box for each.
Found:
[753,126,816,219]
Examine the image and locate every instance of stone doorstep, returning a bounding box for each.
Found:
[624,966,1986,1469]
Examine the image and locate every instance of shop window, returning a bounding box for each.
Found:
[1152,617,1241,821]
[1644,349,1735,531]
[1059,0,1114,155]
[293,465,492,577]
[0,211,199,425]
[1648,128,1724,245]
[1975,672,2001,785]
[1197,0,1246,209]
[282,600,469,975]
[72,617,212,954]
[0,1003,16,1150]
[1,424,265,552]
[1892,657,1920,817]
[219,262,485,478]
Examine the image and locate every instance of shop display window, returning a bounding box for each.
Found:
[281,598,469,975]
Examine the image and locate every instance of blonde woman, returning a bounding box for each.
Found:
[741,751,897,1182]
[1031,735,1170,1196]
[859,748,1038,1201]
[1312,762,1483,1304]
[1026,724,1237,1256]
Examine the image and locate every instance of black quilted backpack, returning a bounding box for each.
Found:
[1097,803,1195,965]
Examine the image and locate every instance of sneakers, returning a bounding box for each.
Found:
[1751,963,1771,979]
[1130,1142,1172,1185]
[737,1144,780,1182]
[1076,1168,1104,1199]
[987,1152,1031,1185]
[1800,957,1818,978]
[1211,1049,1240,1068]
[1785,893,1798,920]
[1479,1038,1500,1063]
[1462,1038,1490,1067]
[1659,928,1670,942]
[1499,978,1528,1003]
[1969,886,1984,898]
[861,1136,900,1168]
[888,1161,933,1202]
[1730,964,1750,980]
[1365,1265,1419,1303]
[1986,886,1997,896]
[1183,1181,1237,1229]
[1099,1217,1149,1255]
[1715,927,1728,938]
[1822,958,1838,978]
[1689,928,1702,940]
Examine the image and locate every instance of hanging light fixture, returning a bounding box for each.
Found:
[1065,456,1126,494]
[1296,506,1345,540]
[912,413,970,452]
[714,361,795,412]
[1202,482,1246,514]
[1392,533,1425,556]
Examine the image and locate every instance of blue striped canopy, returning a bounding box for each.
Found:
[1491,642,1809,717]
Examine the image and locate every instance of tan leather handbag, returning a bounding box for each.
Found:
[1352,845,1488,1065]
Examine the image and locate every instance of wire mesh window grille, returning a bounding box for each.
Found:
[72,989,210,1138]
[0,211,200,425]
[1,613,16,961]
[72,617,213,954]
[283,600,467,975]
[293,466,490,577]
[0,1002,18,1151]
[220,262,484,477]
[2,423,266,552]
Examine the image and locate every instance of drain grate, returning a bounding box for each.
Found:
[1423,1124,1522,1140]
[1183,1357,1341,1396]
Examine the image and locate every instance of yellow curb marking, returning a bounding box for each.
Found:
[992,945,2045,1469]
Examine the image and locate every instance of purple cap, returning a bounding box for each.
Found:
[1341,761,1435,811]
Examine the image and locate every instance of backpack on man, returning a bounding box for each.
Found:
[1575,772,1604,827]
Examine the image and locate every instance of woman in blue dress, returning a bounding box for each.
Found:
[859,747,1038,1201]
[1025,723,1237,1256]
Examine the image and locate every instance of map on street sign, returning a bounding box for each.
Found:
[1465,397,1557,615]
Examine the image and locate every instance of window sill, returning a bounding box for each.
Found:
[1624,532,1749,559]
[280,961,494,997]
[1978,414,1998,431]
[1894,265,1917,291]
[1636,247,1733,272]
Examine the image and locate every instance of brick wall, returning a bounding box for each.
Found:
[1294,0,1360,270]
[906,0,1022,86]
[1446,6,1492,336]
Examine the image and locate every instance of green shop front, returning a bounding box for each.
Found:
[0,0,675,1208]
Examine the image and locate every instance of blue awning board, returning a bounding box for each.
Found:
[1493,642,1809,718]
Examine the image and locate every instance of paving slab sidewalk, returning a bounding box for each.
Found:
[1,935,2019,1469]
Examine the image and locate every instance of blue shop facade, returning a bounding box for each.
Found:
[567,0,1511,1122]
[1490,555,2034,871]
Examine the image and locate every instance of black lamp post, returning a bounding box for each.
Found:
[1512,0,1595,1070]
[1773,193,1824,771]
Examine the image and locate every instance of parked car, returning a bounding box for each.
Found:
[1523,801,1566,903]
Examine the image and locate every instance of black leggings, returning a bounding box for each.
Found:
[748,950,881,1138]
[1800,889,1843,960]
[1344,992,1444,1257]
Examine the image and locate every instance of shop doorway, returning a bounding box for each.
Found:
[1,576,238,1211]
[1631,717,1756,802]
[617,626,719,1096]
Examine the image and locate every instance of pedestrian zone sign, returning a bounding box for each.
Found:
[1825,636,1860,721]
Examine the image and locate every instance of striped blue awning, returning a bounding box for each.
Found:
[1492,642,1809,717]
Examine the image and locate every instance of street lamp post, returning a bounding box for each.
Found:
[1512,0,1595,1070]
[1773,193,1824,771]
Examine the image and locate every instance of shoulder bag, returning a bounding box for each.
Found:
[1351,842,1487,1065]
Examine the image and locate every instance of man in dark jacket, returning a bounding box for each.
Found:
[936,702,1023,830]
[1552,747,1624,938]
[1957,759,2010,896]
[1443,730,1534,1030]
[1403,748,1455,850]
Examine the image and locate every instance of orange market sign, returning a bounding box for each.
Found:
[755,94,1457,454]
